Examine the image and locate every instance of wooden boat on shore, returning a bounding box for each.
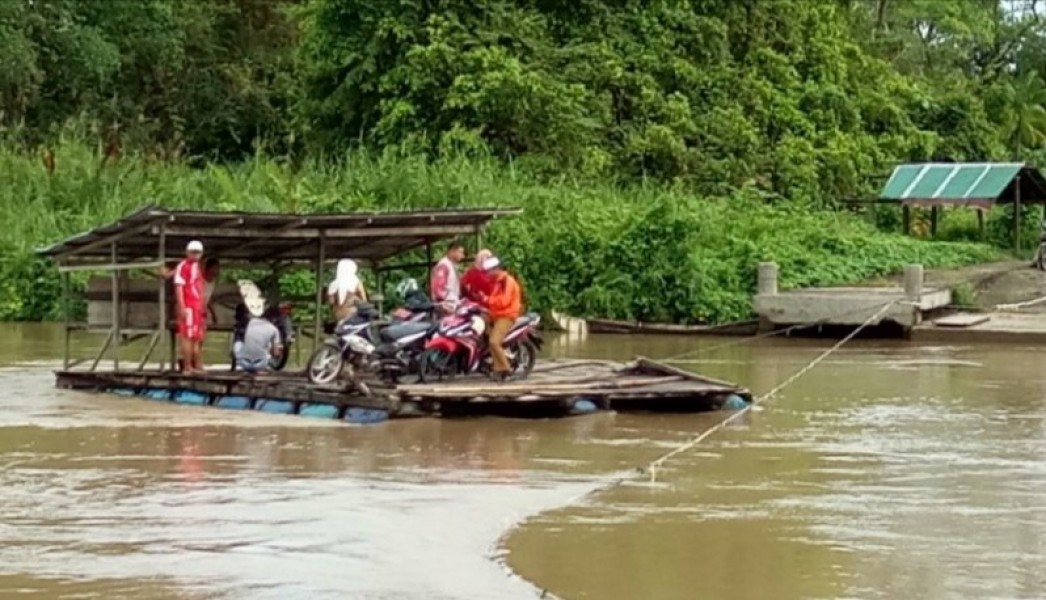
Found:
[585,318,758,336]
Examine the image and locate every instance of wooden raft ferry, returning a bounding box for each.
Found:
[55,357,751,422]
[39,206,750,423]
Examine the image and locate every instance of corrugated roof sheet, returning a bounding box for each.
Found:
[38,205,521,265]
[879,163,1024,201]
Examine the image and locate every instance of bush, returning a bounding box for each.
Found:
[1,141,999,323]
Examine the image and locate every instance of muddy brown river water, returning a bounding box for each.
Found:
[2,323,1045,599]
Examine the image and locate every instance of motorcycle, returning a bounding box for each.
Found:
[387,289,438,323]
[229,281,296,372]
[417,301,542,382]
[307,302,437,386]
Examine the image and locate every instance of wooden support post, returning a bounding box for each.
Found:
[978,209,985,239]
[312,234,325,355]
[424,240,435,301]
[930,206,939,238]
[375,261,385,316]
[111,243,120,371]
[902,205,911,236]
[757,262,778,295]
[62,271,71,370]
[474,224,483,252]
[137,331,162,371]
[157,225,168,371]
[90,330,115,372]
[1015,175,1023,255]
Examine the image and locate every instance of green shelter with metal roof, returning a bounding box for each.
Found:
[878,162,1046,251]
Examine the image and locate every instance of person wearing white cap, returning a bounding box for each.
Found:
[173,240,206,373]
[482,256,523,381]
[233,296,282,373]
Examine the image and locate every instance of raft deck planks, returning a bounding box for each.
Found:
[54,357,751,420]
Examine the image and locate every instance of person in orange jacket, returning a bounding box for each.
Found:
[482,256,522,380]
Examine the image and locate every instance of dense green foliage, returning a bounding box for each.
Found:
[2,0,1044,322]
[0,0,296,159]
[0,142,996,322]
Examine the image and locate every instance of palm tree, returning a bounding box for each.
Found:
[1004,69,1046,157]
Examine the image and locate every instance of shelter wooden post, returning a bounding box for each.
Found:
[902,205,911,236]
[1015,174,1022,254]
[157,225,168,371]
[977,209,985,239]
[474,224,483,252]
[61,270,71,369]
[312,234,325,356]
[374,261,384,315]
[930,206,939,238]
[110,243,120,371]
[425,240,435,301]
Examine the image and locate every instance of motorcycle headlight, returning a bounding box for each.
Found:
[470,315,486,335]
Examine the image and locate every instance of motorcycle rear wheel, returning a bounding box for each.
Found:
[510,338,538,380]
[270,337,291,371]
[308,344,345,385]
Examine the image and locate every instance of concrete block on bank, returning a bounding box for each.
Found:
[753,263,950,330]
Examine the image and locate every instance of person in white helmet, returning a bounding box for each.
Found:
[173,240,206,373]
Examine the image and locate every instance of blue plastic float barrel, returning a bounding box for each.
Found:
[722,394,749,410]
[215,396,251,410]
[299,403,339,419]
[172,390,209,405]
[141,388,172,401]
[570,398,599,415]
[256,399,295,414]
[344,407,388,425]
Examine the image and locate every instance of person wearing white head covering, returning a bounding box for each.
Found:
[327,259,368,321]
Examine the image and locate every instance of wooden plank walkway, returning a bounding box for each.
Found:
[54,357,751,421]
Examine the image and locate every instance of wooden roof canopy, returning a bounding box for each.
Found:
[879,162,1046,209]
[39,205,521,267]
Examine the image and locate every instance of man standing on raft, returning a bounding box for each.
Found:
[174,240,207,373]
[430,240,465,315]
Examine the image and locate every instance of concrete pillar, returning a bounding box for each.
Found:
[903,264,923,300]
[757,262,778,296]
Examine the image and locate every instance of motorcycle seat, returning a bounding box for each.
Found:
[380,320,432,344]
[513,312,540,329]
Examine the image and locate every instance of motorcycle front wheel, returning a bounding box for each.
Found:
[418,349,457,383]
[308,344,345,385]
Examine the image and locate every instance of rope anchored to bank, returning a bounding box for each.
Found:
[639,300,897,483]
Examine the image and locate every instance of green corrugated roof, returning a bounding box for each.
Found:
[879,163,1024,201]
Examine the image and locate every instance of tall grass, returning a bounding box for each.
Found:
[0,140,1000,322]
